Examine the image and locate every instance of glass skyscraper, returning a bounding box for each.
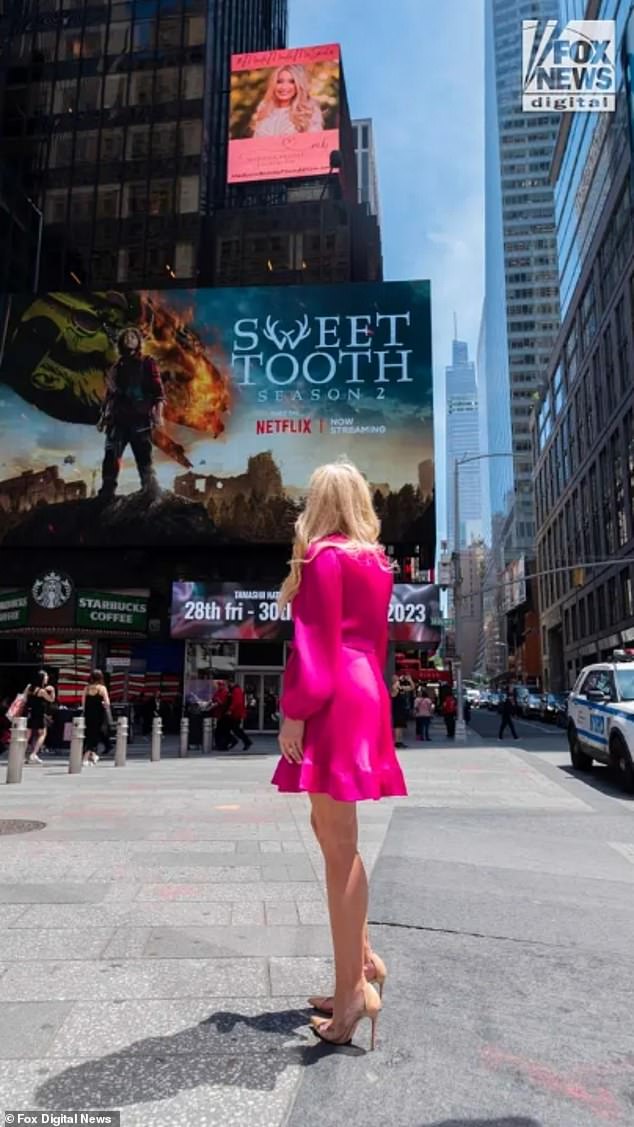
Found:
[0,0,287,290]
[480,0,561,559]
[446,337,481,551]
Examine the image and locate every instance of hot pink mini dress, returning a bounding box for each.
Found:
[271,540,408,802]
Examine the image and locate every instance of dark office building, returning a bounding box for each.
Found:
[533,58,634,689]
[0,0,287,291]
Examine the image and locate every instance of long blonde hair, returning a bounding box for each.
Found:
[279,460,390,608]
[253,65,322,133]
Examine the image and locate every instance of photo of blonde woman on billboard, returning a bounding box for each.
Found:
[228,44,340,184]
[251,65,324,137]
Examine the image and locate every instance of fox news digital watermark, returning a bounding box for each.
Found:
[4,1115,119,1126]
[522,19,616,112]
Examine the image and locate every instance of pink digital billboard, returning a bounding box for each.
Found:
[228,44,341,184]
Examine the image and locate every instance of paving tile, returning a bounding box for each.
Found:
[0,958,269,1002]
[0,882,109,904]
[260,861,315,882]
[265,902,300,926]
[269,957,333,997]
[0,905,28,927]
[140,925,331,959]
[296,901,327,926]
[97,864,263,883]
[101,928,153,958]
[47,996,312,1058]
[0,928,113,961]
[230,902,265,926]
[134,882,324,903]
[0,1000,73,1058]
[0,1057,304,1127]
[11,903,233,929]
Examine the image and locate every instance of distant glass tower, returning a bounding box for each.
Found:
[446,334,482,551]
[480,0,561,559]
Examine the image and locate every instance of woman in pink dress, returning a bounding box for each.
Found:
[272,461,407,1049]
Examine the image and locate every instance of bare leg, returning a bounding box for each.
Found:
[310,793,367,1033]
[28,729,47,760]
[309,809,373,968]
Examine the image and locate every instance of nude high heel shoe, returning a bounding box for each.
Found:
[310,982,381,1050]
[308,952,387,1016]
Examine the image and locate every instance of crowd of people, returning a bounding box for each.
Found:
[185,679,253,751]
[390,675,462,746]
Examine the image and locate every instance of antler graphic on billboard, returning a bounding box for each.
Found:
[0,280,433,550]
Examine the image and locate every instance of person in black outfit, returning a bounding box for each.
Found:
[82,670,113,764]
[26,671,55,764]
[498,691,519,740]
[97,327,164,502]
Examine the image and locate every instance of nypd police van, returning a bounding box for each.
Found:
[567,651,634,793]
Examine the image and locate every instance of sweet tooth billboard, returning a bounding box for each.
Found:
[0,280,434,550]
[228,44,341,183]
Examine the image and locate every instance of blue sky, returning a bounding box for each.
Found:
[290,0,484,539]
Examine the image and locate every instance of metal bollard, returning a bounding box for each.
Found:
[179,717,189,757]
[151,715,162,762]
[6,717,28,784]
[115,716,128,767]
[202,717,212,755]
[68,715,85,774]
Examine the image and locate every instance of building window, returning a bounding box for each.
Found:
[153,124,177,158]
[96,185,120,218]
[565,322,578,384]
[127,126,150,160]
[78,76,101,112]
[580,278,597,354]
[174,241,195,278]
[626,410,634,541]
[579,599,586,639]
[148,180,174,215]
[615,296,628,399]
[183,65,204,100]
[587,591,595,635]
[178,175,199,213]
[552,362,564,417]
[180,120,203,155]
[596,585,606,629]
[603,325,615,412]
[613,431,628,549]
[608,576,617,625]
[104,75,126,108]
[621,569,633,620]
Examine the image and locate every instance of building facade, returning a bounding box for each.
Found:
[352,118,380,219]
[482,0,561,560]
[0,0,287,291]
[533,0,634,691]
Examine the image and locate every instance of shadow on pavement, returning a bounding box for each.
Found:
[556,761,634,801]
[427,1120,542,1127]
[34,1007,362,1108]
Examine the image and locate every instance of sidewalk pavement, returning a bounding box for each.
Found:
[1,726,633,1125]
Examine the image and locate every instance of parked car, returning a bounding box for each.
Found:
[513,686,530,716]
[540,692,569,725]
[488,691,501,711]
[465,687,481,707]
[555,693,570,727]
[525,693,543,718]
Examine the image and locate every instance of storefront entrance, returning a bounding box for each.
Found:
[238,672,281,732]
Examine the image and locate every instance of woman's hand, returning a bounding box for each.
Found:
[278,717,305,764]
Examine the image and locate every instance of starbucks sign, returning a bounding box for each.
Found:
[76,591,148,632]
[0,590,28,629]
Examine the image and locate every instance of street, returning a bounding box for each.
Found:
[1,726,633,1126]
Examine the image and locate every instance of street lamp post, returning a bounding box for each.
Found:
[453,452,514,739]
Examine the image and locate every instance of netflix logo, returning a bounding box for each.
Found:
[256,418,313,435]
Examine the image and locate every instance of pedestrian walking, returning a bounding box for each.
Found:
[82,670,113,764]
[225,680,252,750]
[25,671,55,764]
[442,691,457,739]
[211,681,232,749]
[414,691,433,741]
[391,675,409,748]
[272,460,407,1049]
[498,691,519,740]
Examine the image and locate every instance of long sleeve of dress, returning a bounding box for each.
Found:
[281,547,342,721]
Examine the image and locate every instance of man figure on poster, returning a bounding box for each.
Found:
[97,327,164,503]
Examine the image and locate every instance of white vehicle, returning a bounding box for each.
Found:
[567,651,634,793]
